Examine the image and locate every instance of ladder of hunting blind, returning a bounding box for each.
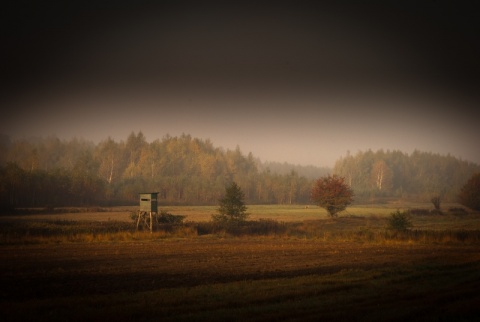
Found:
[135,211,158,233]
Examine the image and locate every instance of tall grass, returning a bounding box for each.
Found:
[0,220,197,244]
[1,217,480,245]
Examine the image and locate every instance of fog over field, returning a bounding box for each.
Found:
[2,1,479,167]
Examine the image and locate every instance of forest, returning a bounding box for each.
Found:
[0,132,478,209]
[334,149,480,202]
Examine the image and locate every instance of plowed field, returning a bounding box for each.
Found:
[1,238,480,321]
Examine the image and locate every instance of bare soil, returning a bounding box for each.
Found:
[1,238,478,302]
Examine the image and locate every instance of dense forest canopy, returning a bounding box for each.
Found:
[334,149,480,202]
[1,132,478,209]
[0,132,315,208]
[259,161,330,180]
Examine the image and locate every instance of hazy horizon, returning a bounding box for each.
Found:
[2,2,479,167]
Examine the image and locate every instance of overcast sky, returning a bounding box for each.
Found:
[2,1,479,167]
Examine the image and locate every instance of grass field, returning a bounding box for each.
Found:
[1,203,479,321]
[3,202,474,222]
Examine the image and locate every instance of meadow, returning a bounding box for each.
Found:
[1,203,479,321]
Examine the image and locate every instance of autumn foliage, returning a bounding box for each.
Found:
[459,173,480,211]
[311,175,354,217]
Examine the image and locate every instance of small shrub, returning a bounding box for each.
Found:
[242,219,287,236]
[431,196,441,211]
[448,207,468,216]
[157,210,186,225]
[388,210,413,232]
[195,221,217,235]
[194,219,287,237]
[129,212,137,221]
[430,209,443,215]
[130,211,185,227]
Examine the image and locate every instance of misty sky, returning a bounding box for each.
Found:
[2,1,479,167]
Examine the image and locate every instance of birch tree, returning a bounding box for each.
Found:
[371,160,392,191]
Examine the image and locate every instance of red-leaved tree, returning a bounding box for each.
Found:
[459,173,480,211]
[311,175,354,217]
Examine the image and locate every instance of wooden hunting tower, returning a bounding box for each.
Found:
[139,192,158,212]
[136,192,159,232]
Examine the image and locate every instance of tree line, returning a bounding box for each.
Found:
[333,149,480,202]
[1,132,478,210]
[0,132,322,209]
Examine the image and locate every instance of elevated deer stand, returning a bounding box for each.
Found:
[135,211,155,233]
[135,193,159,233]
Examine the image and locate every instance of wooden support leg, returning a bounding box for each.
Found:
[150,211,153,233]
[136,211,142,231]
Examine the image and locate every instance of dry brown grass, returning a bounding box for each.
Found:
[1,203,479,247]
[1,203,479,321]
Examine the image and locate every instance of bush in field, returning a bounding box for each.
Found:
[157,210,186,224]
[196,219,286,237]
[311,175,354,217]
[212,181,248,223]
[129,211,137,221]
[129,210,185,225]
[459,173,480,211]
[448,207,468,216]
[388,210,413,232]
[431,196,441,210]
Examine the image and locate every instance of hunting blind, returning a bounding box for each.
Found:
[136,192,159,232]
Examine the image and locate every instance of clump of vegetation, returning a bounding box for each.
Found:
[197,219,287,237]
[431,196,441,210]
[157,210,186,224]
[430,196,443,215]
[310,175,354,217]
[129,210,186,233]
[3,212,480,245]
[448,207,468,216]
[130,210,185,224]
[459,173,480,211]
[212,182,248,223]
[388,210,413,232]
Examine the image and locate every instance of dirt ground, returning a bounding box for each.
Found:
[1,238,479,302]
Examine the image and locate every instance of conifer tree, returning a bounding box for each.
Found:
[213,181,248,222]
